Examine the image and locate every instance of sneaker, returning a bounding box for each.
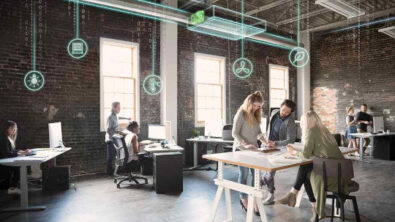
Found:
[7,187,21,195]
[263,192,275,205]
[275,192,296,207]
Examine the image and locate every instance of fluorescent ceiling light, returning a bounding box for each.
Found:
[378,26,395,39]
[316,0,365,19]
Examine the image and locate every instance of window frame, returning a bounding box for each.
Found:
[194,53,226,128]
[100,37,140,132]
[269,64,289,108]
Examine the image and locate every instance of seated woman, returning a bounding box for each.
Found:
[276,111,345,221]
[0,120,30,195]
[124,121,141,164]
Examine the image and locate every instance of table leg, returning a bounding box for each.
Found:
[225,188,232,221]
[246,194,254,222]
[254,170,267,222]
[194,142,198,168]
[209,162,224,222]
[359,137,364,161]
[295,185,305,208]
[2,165,45,212]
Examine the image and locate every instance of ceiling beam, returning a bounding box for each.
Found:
[208,0,219,5]
[246,0,292,15]
[303,7,395,32]
[276,0,367,26]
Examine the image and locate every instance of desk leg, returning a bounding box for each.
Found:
[193,142,198,168]
[2,166,45,212]
[209,162,224,222]
[246,194,254,222]
[295,185,305,208]
[225,188,232,221]
[359,137,364,161]
[254,170,267,222]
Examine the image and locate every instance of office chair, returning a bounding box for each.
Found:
[222,124,234,152]
[313,157,361,222]
[112,135,148,188]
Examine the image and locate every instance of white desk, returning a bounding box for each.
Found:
[0,147,71,212]
[186,137,233,168]
[350,132,395,161]
[203,147,357,222]
[144,144,184,153]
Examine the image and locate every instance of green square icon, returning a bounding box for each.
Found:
[190,10,205,25]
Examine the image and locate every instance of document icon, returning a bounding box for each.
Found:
[72,42,84,55]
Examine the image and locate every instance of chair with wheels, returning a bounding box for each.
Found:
[112,135,148,188]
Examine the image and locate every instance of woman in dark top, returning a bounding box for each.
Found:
[345,106,358,150]
[0,120,29,194]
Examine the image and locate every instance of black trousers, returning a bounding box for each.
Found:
[293,163,316,202]
[0,166,19,188]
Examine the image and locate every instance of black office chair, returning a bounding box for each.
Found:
[313,157,361,222]
[222,124,234,152]
[112,135,148,188]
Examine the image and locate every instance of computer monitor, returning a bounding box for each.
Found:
[373,116,384,133]
[148,124,166,140]
[49,122,63,148]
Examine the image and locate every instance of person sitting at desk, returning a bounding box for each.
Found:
[232,91,266,215]
[124,121,141,163]
[261,99,297,205]
[0,120,30,195]
[277,111,345,221]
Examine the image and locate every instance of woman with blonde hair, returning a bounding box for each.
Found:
[345,106,358,149]
[232,91,267,214]
[276,111,344,221]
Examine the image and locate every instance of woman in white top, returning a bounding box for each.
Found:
[125,121,140,163]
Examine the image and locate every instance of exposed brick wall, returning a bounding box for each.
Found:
[177,27,298,151]
[311,21,395,133]
[0,0,160,174]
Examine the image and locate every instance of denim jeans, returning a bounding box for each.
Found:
[106,141,116,176]
[261,171,276,194]
[238,166,255,199]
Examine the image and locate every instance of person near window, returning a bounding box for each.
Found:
[0,120,30,195]
[105,102,130,176]
[232,91,267,215]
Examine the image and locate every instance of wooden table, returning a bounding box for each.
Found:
[0,148,71,212]
[203,147,357,222]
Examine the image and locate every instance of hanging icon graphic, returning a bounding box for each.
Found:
[24,70,45,91]
[67,38,88,59]
[143,74,163,95]
[288,46,310,68]
[232,57,253,79]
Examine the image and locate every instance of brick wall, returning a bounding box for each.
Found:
[177,27,298,150]
[311,21,395,133]
[0,0,160,174]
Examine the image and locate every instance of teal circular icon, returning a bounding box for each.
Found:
[24,70,45,91]
[67,38,88,59]
[143,74,163,95]
[289,47,310,68]
[232,58,253,79]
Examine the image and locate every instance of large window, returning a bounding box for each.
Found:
[269,64,289,108]
[194,53,226,128]
[100,38,139,131]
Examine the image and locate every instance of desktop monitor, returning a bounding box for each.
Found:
[49,122,63,148]
[148,124,166,140]
[373,116,384,133]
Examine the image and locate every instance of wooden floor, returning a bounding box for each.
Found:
[0,157,394,222]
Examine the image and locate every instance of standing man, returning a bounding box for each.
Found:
[261,99,297,205]
[355,104,373,155]
[105,102,130,176]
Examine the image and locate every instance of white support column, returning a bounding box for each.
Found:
[160,0,178,142]
[297,31,311,120]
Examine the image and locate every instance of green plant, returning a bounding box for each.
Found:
[193,129,200,137]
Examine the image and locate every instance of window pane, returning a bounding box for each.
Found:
[271,78,284,88]
[270,99,283,108]
[270,69,285,80]
[196,56,221,84]
[270,89,286,99]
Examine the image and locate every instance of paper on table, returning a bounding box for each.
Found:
[268,152,302,164]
